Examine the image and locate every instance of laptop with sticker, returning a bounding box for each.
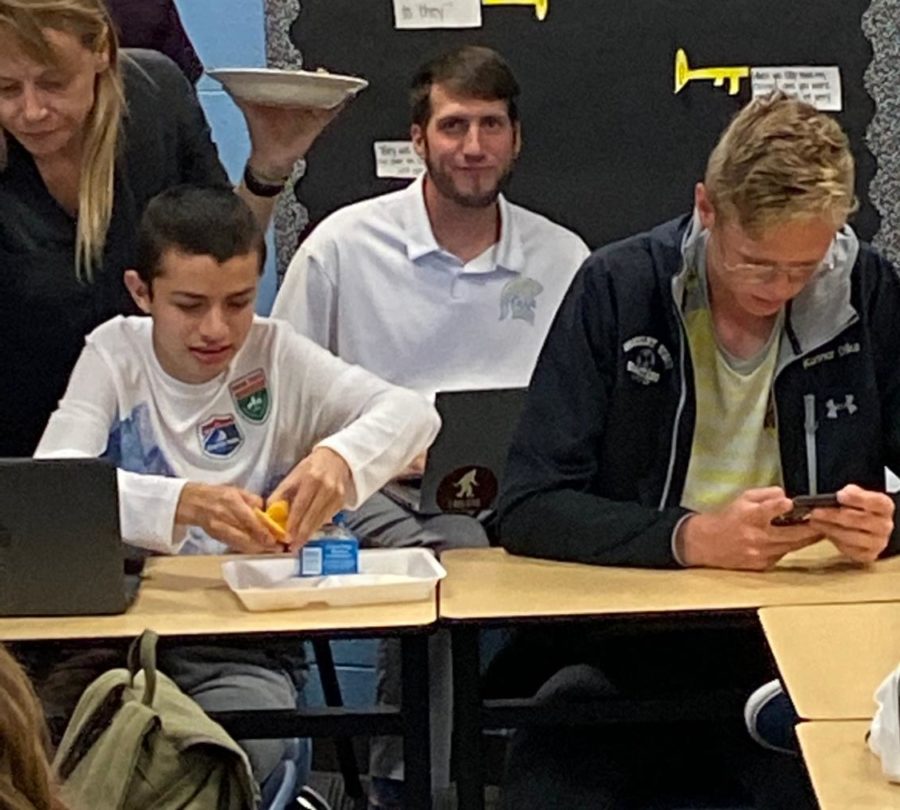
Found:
[0,458,134,616]
[383,388,527,515]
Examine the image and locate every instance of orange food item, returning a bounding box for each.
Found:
[255,500,290,543]
[266,500,290,527]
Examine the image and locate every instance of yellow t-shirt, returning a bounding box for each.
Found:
[680,262,783,513]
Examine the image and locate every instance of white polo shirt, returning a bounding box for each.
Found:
[272,175,590,396]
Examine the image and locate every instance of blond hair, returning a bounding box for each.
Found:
[704,92,857,235]
[0,0,126,281]
[0,644,66,810]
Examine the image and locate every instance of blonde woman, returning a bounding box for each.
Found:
[0,0,338,456]
[0,644,66,810]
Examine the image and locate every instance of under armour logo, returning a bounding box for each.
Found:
[825,395,858,419]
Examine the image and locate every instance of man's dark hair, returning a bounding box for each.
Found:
[135,184,265,284]
[409,45,520,128]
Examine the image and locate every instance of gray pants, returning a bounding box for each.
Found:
[159,645,302,785]
[344,491,489,789]
[28,641,304,787]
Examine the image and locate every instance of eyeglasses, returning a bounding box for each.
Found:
[713,235,833,285]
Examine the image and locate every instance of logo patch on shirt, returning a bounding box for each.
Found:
[825,395,858,419]
[230,368,270,424]
[623,336,674,386]
[499,277,544,325]
[199,414,244,458]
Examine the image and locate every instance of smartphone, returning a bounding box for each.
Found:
[771,493,840,526]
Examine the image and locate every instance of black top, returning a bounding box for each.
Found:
[0,50,228,456]
[107,0,204,84]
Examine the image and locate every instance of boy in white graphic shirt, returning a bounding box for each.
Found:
[33,184,439,798]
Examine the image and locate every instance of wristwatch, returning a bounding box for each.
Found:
[243,163,289,198]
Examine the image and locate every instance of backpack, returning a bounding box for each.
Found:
[52,630,260,809]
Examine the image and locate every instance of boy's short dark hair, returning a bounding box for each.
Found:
[135,185,265,284]
[409,45,520,128]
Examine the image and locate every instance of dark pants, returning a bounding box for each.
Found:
[490,622,815,810]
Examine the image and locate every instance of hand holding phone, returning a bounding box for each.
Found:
[799,484,895,564]
[771,493,840,527]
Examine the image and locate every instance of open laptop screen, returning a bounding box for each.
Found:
[0,458,128,616]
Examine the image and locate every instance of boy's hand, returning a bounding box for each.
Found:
[176,482,279,553]
[808,484,895,564]
[267,447,353,550]
[677,487,817,570]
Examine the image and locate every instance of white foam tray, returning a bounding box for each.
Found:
[221,548,446,611]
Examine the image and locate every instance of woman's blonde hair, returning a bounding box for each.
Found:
[0,644,65,810]
[0,0,125,280]
[704,91,857,235]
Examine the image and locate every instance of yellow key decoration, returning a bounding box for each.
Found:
[674,48,749,96]
[482,0,548,22]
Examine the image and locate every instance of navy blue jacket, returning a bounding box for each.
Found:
[499,215,900,567]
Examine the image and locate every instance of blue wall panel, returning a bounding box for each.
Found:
[173,0,278,313]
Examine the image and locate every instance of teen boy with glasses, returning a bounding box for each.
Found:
[495,92,899,808]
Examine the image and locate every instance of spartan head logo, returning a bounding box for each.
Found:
[499,277,544,324]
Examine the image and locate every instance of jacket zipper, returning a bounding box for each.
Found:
[773,308,859,496]
[803,394,818,495]
[659,301,689,509]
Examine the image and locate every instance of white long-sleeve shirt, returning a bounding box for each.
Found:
[36,315,440,554]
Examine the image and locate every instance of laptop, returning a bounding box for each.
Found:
[384,388,527,515]
[0,458,134,616]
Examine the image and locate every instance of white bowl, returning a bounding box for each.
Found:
[207,67,368,109]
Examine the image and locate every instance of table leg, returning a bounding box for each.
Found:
[402,633,432,810]
[311,638,364,800]
[452,624,484,810]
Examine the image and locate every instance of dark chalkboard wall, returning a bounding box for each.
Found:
[292,1,876,248]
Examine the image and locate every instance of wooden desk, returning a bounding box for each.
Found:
[441,544,900,810]
[441,544,900,621]
[798,721,900,809]
[760,602,900,720]
[0,554,437,809]
[0,554,436,641]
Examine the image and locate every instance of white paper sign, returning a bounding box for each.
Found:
[392,0,482,29]
[374,141,426,179]
[750,66,842,111]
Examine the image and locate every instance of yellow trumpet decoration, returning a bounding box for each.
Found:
[482,0,548,21]
[674,48,749,96]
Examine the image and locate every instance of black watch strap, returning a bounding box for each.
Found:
[243,163,287,198]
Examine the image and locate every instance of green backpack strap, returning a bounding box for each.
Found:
[127,629,159,706]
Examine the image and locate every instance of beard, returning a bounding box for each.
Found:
[423,153,515,209]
